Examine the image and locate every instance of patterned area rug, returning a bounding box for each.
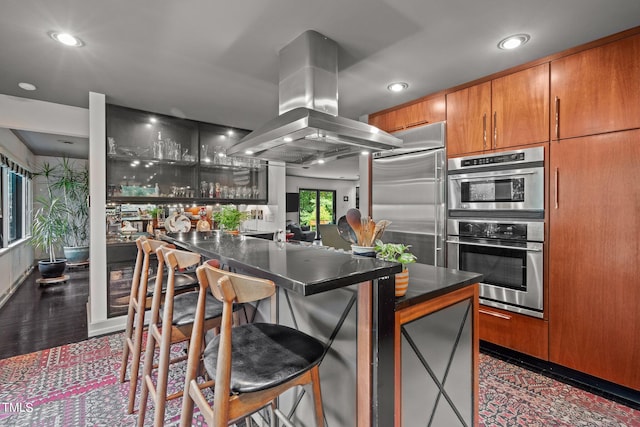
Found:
[0,333,638,426]
[479,354,640,426]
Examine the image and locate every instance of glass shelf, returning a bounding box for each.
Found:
[106,104,268,204]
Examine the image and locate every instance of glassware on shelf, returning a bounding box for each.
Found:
[108,137,117,155]
[156,132,165,160]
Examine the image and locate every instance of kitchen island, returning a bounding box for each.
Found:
[162,231,481,426]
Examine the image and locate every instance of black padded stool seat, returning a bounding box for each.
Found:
[163,292,242,326]
[145,273,197,297]
[202,323,325,394]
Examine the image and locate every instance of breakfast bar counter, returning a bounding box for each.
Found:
[162,231,481,426]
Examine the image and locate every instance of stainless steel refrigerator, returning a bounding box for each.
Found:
[371,122,446,266]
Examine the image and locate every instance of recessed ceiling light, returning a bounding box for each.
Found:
[361,151,370,156]
[18,82,37,91]
[283,136,293,142]
[317,159,325,164]
[498,34,530,50]
[149,117,157,123]
[49,31,84,47]
[245,150,254,155]
[387,82,409,93]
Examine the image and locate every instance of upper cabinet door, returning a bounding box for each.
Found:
[446,81,491,157]
[369,109,401,133]
[551,34,640,140]
[492,63,550,149]
[369,94,445,133]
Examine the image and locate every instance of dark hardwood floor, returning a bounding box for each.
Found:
[0,266,89,359]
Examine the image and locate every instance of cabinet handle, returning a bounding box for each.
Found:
[555,167,559,209]
[554,96,560,139]
[482,113,487,150]
[406,119,429,129]
[493,111,497,148]
[479,308,511,320]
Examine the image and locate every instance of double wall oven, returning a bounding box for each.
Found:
[447,147,545,318]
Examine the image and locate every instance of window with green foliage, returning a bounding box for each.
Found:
[299,189,335,232]
[1,167,31,246]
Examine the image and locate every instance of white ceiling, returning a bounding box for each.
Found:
[2,0,639,178]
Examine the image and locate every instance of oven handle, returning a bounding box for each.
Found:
[446,239,542,252]
[448,170,538,180]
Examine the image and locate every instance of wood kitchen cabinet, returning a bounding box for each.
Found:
[369,94,445,133]
[549,129,640,391]
[478,305,548,360]
[446,64,549,157]
[551,33,640,140]
[492,63,549,150]
[446,81,491,156]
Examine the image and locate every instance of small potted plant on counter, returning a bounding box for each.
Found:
[374,240,417,297]
[213,205,249,234]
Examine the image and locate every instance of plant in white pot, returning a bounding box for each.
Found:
[374,240,417,297]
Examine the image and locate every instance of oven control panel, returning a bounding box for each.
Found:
[458,221,528,240]
[461,152,524,167]
[448,219,545,243]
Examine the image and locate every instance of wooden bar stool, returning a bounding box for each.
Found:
[138,247,238,427]
[179,262,325,427]
[119,236,199,414]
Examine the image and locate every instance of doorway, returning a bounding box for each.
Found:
[298,189,336,237]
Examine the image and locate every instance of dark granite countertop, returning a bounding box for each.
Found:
[394,262,483,311]
[162,231,403,296]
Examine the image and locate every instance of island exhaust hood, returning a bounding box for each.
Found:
[227,30,403,164]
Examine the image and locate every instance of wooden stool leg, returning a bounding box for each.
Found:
[137,325,157,427]
[310,366,325,427]
[153,326,172,426]
[119,244,144,383]
[126,310,146,413]
[119,301,135,383]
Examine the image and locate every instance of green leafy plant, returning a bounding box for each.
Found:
[149,206,163,219]
[373,240,417,270]
[31,196,68,262]
[34,159,89,248]
[213,205,249,231]
[54,158,89,247]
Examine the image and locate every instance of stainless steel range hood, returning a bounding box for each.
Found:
[227,30,403,164]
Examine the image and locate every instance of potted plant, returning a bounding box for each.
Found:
[31,193,69,278]
[213,205,249,234]
[149,206,163,229]
[54,158,90,263]
[374,240,417,297]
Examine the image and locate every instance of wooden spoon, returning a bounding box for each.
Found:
[346,209,363,244]
[371,220,392,244]
[364,218,376,246]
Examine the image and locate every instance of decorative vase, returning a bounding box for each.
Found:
[395,268,409,297]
